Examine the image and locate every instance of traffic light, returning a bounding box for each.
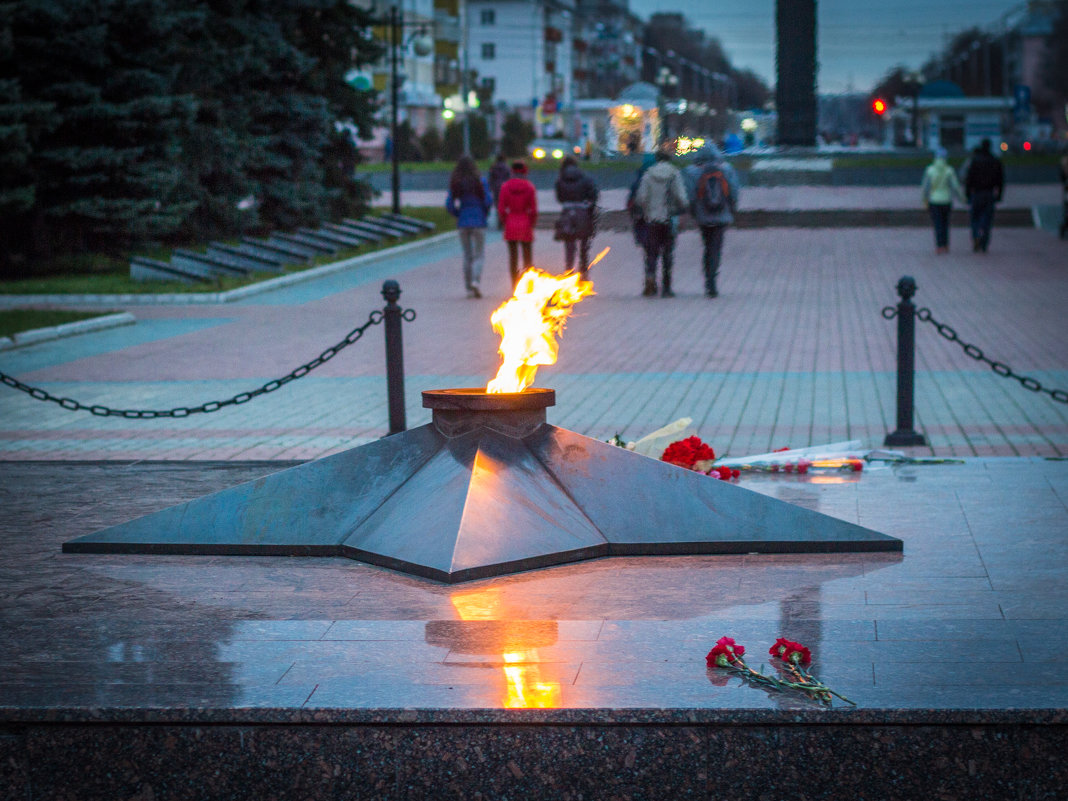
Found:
[872,98,887,116]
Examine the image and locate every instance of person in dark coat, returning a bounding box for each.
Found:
[553,156,599,276]
[963,139,1004,253]
[497,161,538,288]
[488,154,511,230]
[626,153,656,260]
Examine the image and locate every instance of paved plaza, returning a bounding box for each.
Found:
[1,206,1065,460]
[2,187,1066,798]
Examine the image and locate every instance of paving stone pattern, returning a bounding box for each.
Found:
[1,223,1065,460]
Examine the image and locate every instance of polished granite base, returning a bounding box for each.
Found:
[2,459,1065,799]
[62,394,900,581]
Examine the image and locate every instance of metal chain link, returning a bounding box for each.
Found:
[882,304,1068,404]
[0,308,416,418]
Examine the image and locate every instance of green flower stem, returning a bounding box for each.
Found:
[778,661,855,706]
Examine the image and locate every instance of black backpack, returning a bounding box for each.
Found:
[696,168,729,214]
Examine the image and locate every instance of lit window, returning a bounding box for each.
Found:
[482,42,495,60]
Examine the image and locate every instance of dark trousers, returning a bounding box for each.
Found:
[700,225,726,293]
[507,240,533,286]
[969,190,996,251]
[644,222,675,286]
[928,203,951,248]
[563,237,591,275]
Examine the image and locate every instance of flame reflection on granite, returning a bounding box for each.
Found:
[448,589,561,708]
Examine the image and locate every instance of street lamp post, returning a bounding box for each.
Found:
[389,4,402,214]
[655,66,678,145]
[377,3,433,214]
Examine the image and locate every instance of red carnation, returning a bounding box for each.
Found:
[661,436,715,469]
[770,637,811,665]
[706,636,746,667]
[715,465,732,480]
[731,468,740,478]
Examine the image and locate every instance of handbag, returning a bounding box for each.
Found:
[554,202,594,241]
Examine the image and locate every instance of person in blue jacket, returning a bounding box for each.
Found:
[446,155,493,298]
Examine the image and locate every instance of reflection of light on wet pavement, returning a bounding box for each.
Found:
[451,589,561,709]
[502,652,561,708]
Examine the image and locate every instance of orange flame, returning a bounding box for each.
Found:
[486,266,596,393]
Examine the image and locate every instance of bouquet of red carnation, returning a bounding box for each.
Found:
[661,436,716,471]
[706,635,855,706]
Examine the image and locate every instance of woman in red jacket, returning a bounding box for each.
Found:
[496,160,538,288]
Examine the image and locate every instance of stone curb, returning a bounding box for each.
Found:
[0,231,458,310]
[0,312,136,351]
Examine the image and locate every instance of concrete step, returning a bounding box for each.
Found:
[129,256,213,284]
[207,243,287,272]
[172,249,251,277]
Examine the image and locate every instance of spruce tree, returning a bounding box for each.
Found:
[4,0,196,263]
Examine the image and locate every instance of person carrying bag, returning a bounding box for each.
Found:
[553,156,599,276]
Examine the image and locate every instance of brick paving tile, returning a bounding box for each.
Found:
[1,223,1066,461]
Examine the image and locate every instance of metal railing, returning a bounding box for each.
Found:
[0,281,415,433]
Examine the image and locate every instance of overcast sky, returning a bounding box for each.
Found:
[628,0,1028,94]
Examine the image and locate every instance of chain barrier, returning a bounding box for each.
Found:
[0,307,417,419]
[882,304,1068,405]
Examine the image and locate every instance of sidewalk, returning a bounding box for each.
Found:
[375,184,1063,213]
[1,218,1065,460]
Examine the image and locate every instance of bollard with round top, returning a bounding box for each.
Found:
[884,276,927,447]
[382,280,406,435]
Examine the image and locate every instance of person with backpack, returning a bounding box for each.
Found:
[497,160,538,288]
[553,156,599,276]
[682,143,740,298]
[445,155,494,298]
[633,149,689,298]
[963,138,1004,253]
[920,147,965,254]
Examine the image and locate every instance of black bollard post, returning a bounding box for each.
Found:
[381,280,406,435]
[884,276,927,447]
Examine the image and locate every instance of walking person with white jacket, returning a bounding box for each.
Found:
[920,147,965,254]
[633,150,689,297]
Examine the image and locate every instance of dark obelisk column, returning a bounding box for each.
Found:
[775,0,818,146]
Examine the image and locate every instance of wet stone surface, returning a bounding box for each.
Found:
[1,458,1065,798]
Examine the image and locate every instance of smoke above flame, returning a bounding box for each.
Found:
[486,259,601,394]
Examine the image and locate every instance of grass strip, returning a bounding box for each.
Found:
[0,309,116,338]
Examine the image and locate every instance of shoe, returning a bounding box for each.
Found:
[660,287,675,298]
[642,279,657,297]
[972,238,980,252]
[705,289,718,298]
[471,285,482,298]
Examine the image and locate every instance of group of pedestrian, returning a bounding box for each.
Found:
[447,153,601,296]
[628,143,740,298]
[921,138,1005,254]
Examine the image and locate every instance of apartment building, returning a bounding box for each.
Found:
[467,0,576,135]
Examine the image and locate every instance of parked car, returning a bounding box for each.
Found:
[528,138,581,161]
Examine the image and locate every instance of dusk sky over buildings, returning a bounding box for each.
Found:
[629,0,1027,94]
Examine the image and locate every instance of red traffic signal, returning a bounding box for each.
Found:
[872,98,887,116]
